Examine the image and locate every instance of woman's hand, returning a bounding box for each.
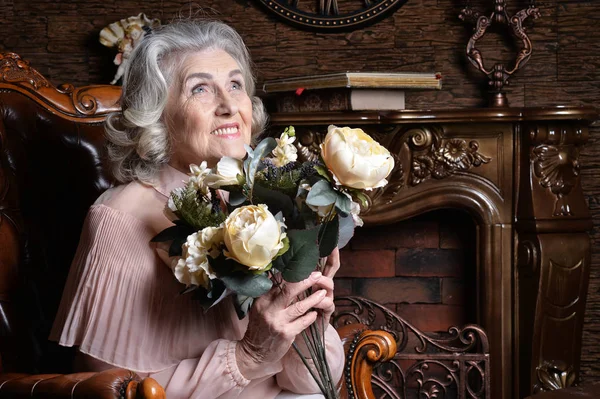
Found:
[235,247,341,380]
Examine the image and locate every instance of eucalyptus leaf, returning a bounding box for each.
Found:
[337,214,356,249]
[318,215,339,257]
[306,179,337,207]
[273,227,320,282]
[220,272,273,298]
[334,191,352,216]
[244,137,277,191]
[228,190,247,207]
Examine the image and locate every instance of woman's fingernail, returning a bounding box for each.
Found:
[318,289,327,297]
[311,271,322,280]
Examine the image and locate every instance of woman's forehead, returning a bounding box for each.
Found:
[177,49,243,81]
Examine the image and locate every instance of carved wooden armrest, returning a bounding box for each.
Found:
[337,324,397,399]
[0,368,165,398]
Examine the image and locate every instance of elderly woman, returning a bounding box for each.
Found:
[49,20,344,399]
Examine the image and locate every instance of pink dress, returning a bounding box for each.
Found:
[49,165,345,399]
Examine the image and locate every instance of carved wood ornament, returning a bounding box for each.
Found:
[255,0,408,31]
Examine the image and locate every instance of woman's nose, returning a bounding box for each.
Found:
[215,91,239,116]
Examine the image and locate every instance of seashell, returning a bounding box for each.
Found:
[99,13,161,48]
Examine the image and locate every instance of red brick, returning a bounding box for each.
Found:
[395,248,464,277]
[395,304,467,332]
[351,221,439,250]
[353,277,440,305]
[442,278,466,305]
[338,249,395,278]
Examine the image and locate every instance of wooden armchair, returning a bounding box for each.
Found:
[0,52,400,398]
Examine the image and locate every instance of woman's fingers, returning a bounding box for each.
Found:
[273,271,323,307]
[287,310,319,337]
[286,288,327,320]
[322,247,340,278]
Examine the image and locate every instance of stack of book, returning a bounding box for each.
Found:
[261,72,442,112]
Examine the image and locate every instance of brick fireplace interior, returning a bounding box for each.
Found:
[335,209,478,333]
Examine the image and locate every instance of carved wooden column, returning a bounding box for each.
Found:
[516,116,594,396]
[267,107,598,399]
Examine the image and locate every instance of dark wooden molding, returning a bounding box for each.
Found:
[267,105,599,399]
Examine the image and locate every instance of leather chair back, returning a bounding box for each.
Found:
[0,52,121,373]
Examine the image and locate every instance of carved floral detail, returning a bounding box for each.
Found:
[534,361,577,392]
[532,145,580,216]
[0,52,49,90]
[407,128,491,186]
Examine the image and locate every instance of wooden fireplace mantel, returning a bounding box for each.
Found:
[267,106,599,399]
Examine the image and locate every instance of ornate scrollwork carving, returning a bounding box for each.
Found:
[532,145,580,216]
[0,52,50,90]
[334,296,491,399]
[406,127,491,186]
[459,0,541,106]
[533,361,577,392]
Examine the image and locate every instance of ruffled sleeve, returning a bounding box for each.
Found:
[49,204,282,398]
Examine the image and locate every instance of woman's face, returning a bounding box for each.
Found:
[165,48,253,170]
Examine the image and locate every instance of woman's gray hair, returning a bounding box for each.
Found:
[105,20,268,184]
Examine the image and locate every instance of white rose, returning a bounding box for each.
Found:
[205,157,244,188]
[223,204,286,270]
[321,125,395,190]
[172,228,221,289]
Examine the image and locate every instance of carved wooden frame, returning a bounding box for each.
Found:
[267,106,598,399]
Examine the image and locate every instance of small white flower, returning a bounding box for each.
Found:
[271,132,298,167]
[164,187,183,221]
[188,161,212,196]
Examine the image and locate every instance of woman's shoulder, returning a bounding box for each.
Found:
[91,180,170,234]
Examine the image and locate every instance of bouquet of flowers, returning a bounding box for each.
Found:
[152,125,394,398]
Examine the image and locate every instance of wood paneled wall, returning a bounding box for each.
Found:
[2,0,599,382]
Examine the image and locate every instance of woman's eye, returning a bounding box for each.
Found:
[231,81,243,91]
[192,85,207,94]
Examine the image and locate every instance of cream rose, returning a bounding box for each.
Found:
[172,228,221,289]
[321,125,394,190]
[205,157,244,188]
[223,204,286,270]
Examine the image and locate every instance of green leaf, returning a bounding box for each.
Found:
[253,184,295,220]
[355,191,370,208]
[318,214,339,257]
[306,179,337,207]
[233,294,254,319]
[150,224,194,243]
[168,236,186,257]
[273,227,320,282]
[314,165,332,182]
[220,272,273,298]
